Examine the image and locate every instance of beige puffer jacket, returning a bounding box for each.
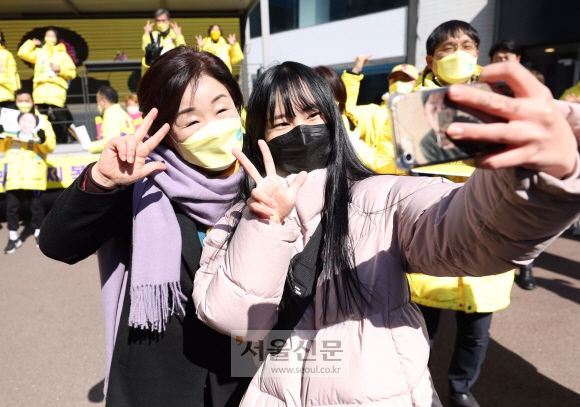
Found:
[194,163,580,407]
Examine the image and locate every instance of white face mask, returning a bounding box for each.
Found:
[172,117,243,171]
[127,106,140,115]
[389,81,415,95]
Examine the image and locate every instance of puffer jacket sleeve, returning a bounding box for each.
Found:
[36,119,56,155]
[373,116,407,175]
[228,42,244,65]
[175,33,186,47]
[57,51,77,81]
[5,51,20,92]
[193,204,301,341]
[395,161,580,278]
[17,40,38,64]
[342,70,363,109]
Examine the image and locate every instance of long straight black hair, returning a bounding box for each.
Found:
[237,61,376,321]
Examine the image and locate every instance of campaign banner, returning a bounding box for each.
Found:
[0,154,100,192]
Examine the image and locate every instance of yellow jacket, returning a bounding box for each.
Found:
[89,104,135,154]
[341,71,407,174]
[141,29,186,73]
[0,115,56,191]
[17,40,77,107]
[412,66,483,91]
[559,81,580,100]
[0,47,20,103]
[407,64,514,313]
[200,37,244,72]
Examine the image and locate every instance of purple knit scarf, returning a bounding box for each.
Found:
[98,142,242,391]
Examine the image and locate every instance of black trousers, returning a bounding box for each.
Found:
[37,103,73,144]
[418,304,493,396]
[5,189,45,231]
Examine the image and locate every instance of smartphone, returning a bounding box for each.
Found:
[389,83,508,170]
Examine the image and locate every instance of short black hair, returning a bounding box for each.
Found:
[426,20,480,56]
[17,111,39,127]
[97,86,118,104]
[208,24,222,35]
[15,88,33,99]
[489,39,521,59]
[155,9,170,19]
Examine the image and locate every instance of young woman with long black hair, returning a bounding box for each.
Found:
[39,47,250,407]
[193,60,580,407]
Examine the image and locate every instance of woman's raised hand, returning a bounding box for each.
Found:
[232,140,307,224]
[91,108,169,188]
[445,62,578,179]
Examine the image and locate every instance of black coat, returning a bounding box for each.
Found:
[40,167,250,407]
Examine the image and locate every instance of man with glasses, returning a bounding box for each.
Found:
[414,20,481,89]
[408,20,515,407]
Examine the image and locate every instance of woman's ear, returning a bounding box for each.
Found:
[426,55,433,71]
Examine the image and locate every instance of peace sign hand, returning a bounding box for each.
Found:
[232,140,307,224]
[91,108,169,188]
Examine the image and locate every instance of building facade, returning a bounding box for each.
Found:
[245,0,579,101]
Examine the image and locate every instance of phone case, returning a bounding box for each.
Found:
[389,83,506,170]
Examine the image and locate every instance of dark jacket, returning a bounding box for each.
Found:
[40,166,250,407]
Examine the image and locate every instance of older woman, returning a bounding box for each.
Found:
[39,48,250,407]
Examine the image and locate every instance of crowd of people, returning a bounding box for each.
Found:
[1,9,580,407]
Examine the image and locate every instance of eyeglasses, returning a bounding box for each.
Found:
[435,40,477,57]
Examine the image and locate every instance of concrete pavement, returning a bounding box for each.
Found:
[1,219,579,406]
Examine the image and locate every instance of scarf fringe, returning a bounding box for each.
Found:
[128,281,187,332]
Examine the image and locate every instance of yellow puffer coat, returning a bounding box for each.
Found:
[141,29,186,73]
[200,37,244,73]
[17,40,77,107]
[340,71,392,171]
[412,66,483,91]
[407,64,514,313]
[89,104,135,154]
[0,116,56,191]
[341,71,407,174]
[0,46,21,103]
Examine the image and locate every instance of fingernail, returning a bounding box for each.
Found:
[271,201,278,208]
[447,124,463,139]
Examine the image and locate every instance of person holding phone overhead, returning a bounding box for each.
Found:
[193,59,580,407]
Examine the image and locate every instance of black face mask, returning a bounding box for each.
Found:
[266,124,331,174]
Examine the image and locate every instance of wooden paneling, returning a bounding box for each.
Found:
[0,17,241,101]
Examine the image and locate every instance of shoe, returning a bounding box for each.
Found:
[516,264,537,290]
[35,235,40,248]
[449,393,481,407]
[4,238,22,254]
